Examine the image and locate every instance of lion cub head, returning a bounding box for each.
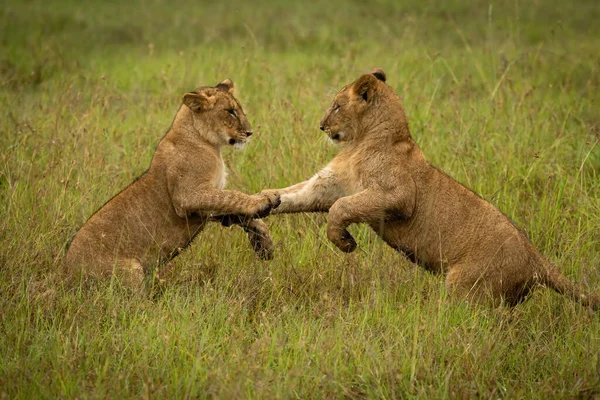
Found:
[320,68,408,143]
[182,79,253,149]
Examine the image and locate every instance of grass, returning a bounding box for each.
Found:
[1,0,600,397]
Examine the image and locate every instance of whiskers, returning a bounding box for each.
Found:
[317,133,334,146]
[233,140,248,151]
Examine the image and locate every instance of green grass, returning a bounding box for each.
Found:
[2,0,600,397]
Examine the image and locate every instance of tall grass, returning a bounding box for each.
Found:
[1,0,599,397]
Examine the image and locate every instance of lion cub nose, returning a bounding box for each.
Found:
[245,131,253,137]
[319,125,325,131]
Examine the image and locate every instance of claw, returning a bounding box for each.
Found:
[255,203,273,219]
[327,226,357,253]
[338,232,357,253]
[272,196,281,209]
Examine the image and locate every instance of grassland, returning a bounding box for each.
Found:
[1,0,600,398]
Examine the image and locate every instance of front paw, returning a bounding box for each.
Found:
[327,225,357,253]
[260,190,281,209]
[252,191,281,218]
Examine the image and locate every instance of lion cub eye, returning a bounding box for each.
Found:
[226,109,236,117]
[333,104,341,113]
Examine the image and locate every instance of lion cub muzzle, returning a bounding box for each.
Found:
[228,130,253,145]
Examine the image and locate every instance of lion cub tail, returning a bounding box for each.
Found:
[539,262,600,311]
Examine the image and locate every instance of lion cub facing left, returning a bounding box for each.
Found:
[65,79,280,287]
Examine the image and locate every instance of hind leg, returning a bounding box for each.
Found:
[66,250,146,290]
[445,263,535,307]
[445,263,501,306]
[110,258,145,289]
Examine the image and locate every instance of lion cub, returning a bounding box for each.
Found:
[263,69,599,309]
[66,79,280,287]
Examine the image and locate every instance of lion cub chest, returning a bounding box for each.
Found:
[214,158,228,189]
[330,156,365,195]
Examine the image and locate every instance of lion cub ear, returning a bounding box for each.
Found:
[352,74,379,102]
[370,68,386,82]
[182,92,216,112]
[216,78,235,94]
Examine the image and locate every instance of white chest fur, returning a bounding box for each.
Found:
[214,158,228,189]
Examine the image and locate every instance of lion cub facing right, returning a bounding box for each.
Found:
[264,69,599,309]
[66,79,280,287]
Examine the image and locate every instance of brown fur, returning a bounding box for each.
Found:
[65,79,280,287]
[263,68,599,309]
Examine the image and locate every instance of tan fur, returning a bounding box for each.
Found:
[264,68,599,309]
[65,80,280,287]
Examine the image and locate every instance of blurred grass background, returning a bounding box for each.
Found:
[1,0,600,398]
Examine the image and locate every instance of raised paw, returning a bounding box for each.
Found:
[327,225,357,253]
[260,190,281,209]
[252,191,281,218]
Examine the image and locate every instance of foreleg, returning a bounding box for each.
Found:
[172,188,280,219]
[211,215,275,260]
[327,184,415,253]
[261,166,343,214]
